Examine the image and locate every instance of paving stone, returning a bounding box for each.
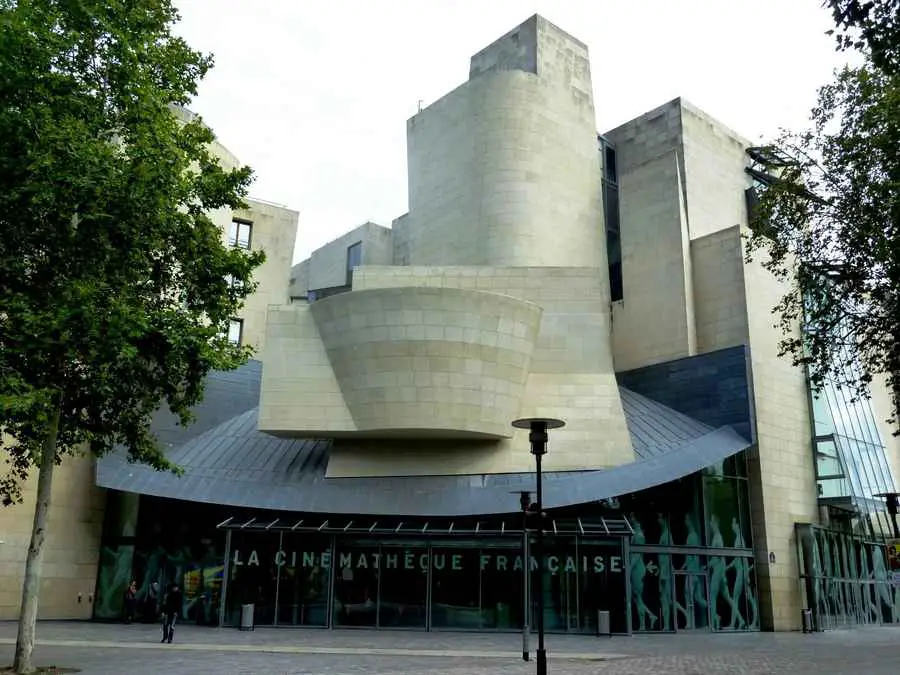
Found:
[0,621,898,674]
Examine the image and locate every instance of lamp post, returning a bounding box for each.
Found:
[513,417,566,675]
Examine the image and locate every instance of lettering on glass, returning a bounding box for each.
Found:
[230,549,624,574]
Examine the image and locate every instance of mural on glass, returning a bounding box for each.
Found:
[94,496,227,624]
[797,523,899,629]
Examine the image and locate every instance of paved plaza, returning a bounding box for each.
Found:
[1,621,898,674]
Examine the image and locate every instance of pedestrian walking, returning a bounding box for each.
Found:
[160,583,184,644]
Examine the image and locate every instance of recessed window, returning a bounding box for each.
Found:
[229,219,252,249]
[224,274,244,291]
[226,318,243,346]
[346,241,362,286]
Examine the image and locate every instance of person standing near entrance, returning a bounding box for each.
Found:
[161,583,183,644]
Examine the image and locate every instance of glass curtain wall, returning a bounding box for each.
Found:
[797,523,900,629]
[623,456,759,633]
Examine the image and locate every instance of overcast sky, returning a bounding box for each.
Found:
[174,1,846,263]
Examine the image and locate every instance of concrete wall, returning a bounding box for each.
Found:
[231,199,299,353]
[289,259,310,300]
[868,375,900,489]
[404,15,604,269]
[0,453,105,620]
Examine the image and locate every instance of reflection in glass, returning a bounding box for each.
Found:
[629,520,658,631]
[379,546,428,628]
[332,544,379,627]
[430,547,480,629]
[227,533,280,626]
[481,547,523,629]
[95,543,136,619]
[538,538,579,632]
[276,537,331,626]
[578,541,627,634]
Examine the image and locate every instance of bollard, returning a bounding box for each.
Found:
[801,608,813,634]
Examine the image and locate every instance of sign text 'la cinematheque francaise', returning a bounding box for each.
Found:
[230,549,626,574]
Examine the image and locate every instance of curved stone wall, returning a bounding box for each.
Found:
[309,286,543,438]
[406,69,604,270]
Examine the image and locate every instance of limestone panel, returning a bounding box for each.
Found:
[405,18,603,270]
[305,221,393,293]
[691,226,750,353]
[258,304,355,434]
[608,150,694,371]
[742,240,818,631]
[309,286,543,438]
[0,451,106,620]
[323,266,632,478]
[231,199,299,354]
[680,102,753,241]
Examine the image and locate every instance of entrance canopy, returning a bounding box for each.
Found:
[215,513,635,538]
[96,360,752,517]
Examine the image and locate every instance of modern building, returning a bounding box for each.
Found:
[3,14,899,636]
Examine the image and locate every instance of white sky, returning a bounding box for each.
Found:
[174,0,846,263]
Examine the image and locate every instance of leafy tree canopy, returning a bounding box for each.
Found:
[745,54,900,424]
[826,0,900,72]
[0,0,264,505]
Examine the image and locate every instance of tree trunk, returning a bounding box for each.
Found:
[13,406,61,675]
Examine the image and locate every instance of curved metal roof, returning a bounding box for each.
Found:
[95,361,751,517]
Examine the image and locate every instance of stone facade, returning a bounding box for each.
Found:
[260,16,632,478]
[0,112,298,620]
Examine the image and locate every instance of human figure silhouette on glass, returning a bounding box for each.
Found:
[629,516,658,630]
[725,516,755,629]
[656,513,677,631]
[708,514,740,630]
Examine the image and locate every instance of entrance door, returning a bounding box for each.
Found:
[674,573,710,631]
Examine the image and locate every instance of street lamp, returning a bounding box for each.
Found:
[513,417,566,675]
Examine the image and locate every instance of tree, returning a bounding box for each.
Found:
[825,0,900,72]
[745,55,900,429]
[0,2,263,672]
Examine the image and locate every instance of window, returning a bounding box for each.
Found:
[224,274,244,291]
[346,241,362,286]
[600,137,623,301]
[226,318,243,346]
[229,219,252,249]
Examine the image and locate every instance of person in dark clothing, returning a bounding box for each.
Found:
[161,583,183,644]
[123,580,137,624]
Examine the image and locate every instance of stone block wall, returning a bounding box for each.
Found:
[0,452,105,620]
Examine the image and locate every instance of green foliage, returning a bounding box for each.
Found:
[0,0,264,504]
[826,0,900,73]
[745,59,900,424]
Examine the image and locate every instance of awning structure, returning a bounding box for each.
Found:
[96,360,753,517]
[215,514,635,538]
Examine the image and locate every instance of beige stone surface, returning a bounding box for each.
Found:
[310,286,543,439]
[287,266,633,478]
[691,226,749,353]
[300,221,393,294]
[0,452,105,620]
[741,245,818,631]
[230,198,299,354]
[404,17,603,269]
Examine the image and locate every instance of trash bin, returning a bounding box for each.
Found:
[597,610,611,637]
[801,608,813,634]
[240,603,255,632]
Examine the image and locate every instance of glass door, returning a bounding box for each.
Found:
[674,573,710,631]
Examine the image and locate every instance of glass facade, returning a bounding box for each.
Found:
[94,457,758,634]
[797,524,900,629]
